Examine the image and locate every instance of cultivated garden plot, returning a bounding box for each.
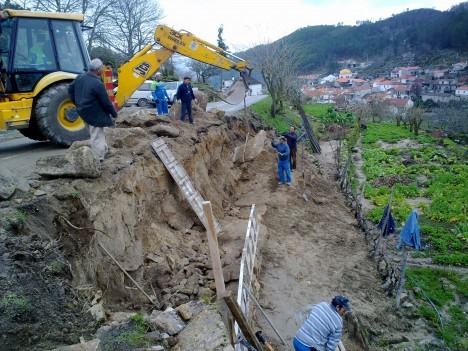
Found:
[358,123,467,350]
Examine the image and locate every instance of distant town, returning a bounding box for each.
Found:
[299,60,468,115]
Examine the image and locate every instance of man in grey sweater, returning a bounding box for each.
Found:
[68,58,117,161]
[293,295,350,351]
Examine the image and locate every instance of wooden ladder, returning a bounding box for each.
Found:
[151,138,221,235]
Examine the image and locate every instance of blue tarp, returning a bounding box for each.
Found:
[378,204,396,237]
[397,210,421,250]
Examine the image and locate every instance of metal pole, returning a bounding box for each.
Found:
[243,287,287,346]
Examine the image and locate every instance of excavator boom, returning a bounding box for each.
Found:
[115,25,252,108]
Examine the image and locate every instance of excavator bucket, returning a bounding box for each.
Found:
[219,76,249,105]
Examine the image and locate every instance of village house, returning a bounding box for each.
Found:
[455,85,468,98]
[298,74,319,86]
[382,98,414,116]
[452,61,468,71]
[339,68,353,79]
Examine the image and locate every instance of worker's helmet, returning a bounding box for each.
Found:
[155,72,162,76]
[331,295,351,311]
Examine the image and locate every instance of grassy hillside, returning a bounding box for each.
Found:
[243,3,468,73]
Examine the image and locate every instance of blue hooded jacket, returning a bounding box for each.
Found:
[397,210,421,250]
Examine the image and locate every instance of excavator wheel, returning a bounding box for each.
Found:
[19,115,48,141]
[35,82,89,146]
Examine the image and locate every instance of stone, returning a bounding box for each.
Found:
[49,339,101,351]
[35,146,101,179]
[34,190,47,196]
[149,125,180,137]
[0,169,31,200]
[172,308,235,351]
[144,330,163,343]
[149,307,185,336]
[146,253,165,264]
[117,109,159,128]
[176,301,207,321]
[108,311,137,324]
[209,108,226,119]
[194,91,208,111]
[197,287,212,299]
[87,302,105,321]
[233,130,267,164]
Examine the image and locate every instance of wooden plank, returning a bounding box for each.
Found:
[337,341,347,351]
[224,291,264,351]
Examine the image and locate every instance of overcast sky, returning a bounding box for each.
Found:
[157,0,464,50]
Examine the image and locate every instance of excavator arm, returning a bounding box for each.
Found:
[114,25,252,108]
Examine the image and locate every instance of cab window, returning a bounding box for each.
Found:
[51,20,86,73]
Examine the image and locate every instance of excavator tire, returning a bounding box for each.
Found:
[19,115,48,141]
[35,83,89,146]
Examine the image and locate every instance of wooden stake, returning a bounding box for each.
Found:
[224,291,264,351]
[202,201,235,345]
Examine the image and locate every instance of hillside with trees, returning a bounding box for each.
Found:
[244,2,468,73]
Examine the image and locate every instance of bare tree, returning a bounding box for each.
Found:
[99,0,163,59]
[407,106,424,135]
[188,60,218,83]
[248,39,302,118]
[25,0,81,12]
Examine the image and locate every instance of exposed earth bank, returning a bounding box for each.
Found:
[0,101,446,350]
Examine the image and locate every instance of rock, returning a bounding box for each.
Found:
[194,91,208,111]
[87,302,105,321]
[35,146,101,178]
[149,307,185,336]
[49,339,101,351]
[146,253,165,264]
[0,173,15,200]
[172,308,234,351]
[144,330,163,343]
[401,301,414,308]
[106,127,147,150]
[178,301,212,322]
[233,130,267,164]
[153,114,171,123]
[117,109,159,128]
[149,125,180,137]
[150,346,165,351]
[34,190,47,197]
[197,287,212,299]
[209,108,226,119]
[0,169,31,200]
[108,311,137,324]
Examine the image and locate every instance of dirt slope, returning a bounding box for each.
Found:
[0,105,441,350]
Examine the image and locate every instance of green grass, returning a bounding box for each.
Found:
[249,96,304,133]
[303,104,355,126]
[362,123,415,144]
[0,293,29,318]
[405,267,467,349]
[115,313,149,347]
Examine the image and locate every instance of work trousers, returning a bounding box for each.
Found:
[85,123,108,161]
[290,148,297,170]
[180,101,193,123]
[277,159,292,183]
[156,99,169,115]
[293,338,317,351]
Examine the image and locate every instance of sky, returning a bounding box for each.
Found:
[156,0,464,51]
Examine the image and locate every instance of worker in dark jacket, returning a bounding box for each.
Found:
[176,77,197,124]
[68,58,117,162]
[271,135,291,185]
[284,126,298,170]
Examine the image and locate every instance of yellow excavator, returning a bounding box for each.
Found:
[0,9,252,146]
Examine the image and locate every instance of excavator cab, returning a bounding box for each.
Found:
[0,10,89,145]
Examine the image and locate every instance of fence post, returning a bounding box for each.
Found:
[202,201,235,345]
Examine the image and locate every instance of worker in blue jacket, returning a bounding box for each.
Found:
[176,77,197,124]
[271,135,292,185]
[151,72,170,115]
